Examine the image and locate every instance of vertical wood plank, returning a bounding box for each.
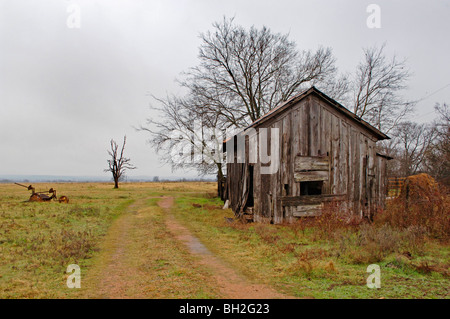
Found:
[300,101,309,156]
[282,114,291,221]
[291,107,300,197]
[322,108,332,194]
[353,129,360,214]
[274,121,283,223]
[347,125,353,206]
[331,115,340,194]
[309,98,320,156]
[339,121,348,195]
[359,133,366,216]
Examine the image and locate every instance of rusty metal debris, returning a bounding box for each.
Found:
[15,183,69,203]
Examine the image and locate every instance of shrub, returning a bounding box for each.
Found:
[358,224,401,254]
[375,174,449,240]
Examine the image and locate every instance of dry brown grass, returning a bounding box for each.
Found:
[375,174,449,241]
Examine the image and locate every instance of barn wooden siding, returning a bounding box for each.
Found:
[225,87,390,224]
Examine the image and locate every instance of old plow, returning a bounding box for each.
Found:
[15,183,69,203]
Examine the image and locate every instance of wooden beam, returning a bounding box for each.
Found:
[294,171,328,182]
[294,156,329,172]
[293,205,322,217]
[281,194,346,206]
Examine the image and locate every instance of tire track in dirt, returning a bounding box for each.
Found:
[94,198,150,299]
[159,196,294,299]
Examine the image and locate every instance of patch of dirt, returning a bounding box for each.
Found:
[158,196,294,299]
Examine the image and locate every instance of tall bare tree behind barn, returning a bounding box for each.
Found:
[142,17,344,187]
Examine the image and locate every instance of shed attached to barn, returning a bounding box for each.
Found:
[224,87,391,224]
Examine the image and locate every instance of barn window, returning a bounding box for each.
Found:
[300,181,323,195]
[294,156,329,195]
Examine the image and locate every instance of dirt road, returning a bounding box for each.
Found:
[91,198,154,298]
[159,197,292,299]
[82,196,292,299]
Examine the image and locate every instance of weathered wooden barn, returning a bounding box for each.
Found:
[224,87,391,224]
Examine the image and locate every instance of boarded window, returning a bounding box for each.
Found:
[294,156,329,182]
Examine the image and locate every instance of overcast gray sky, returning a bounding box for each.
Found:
[1,0,449,178]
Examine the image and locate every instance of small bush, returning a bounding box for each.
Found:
[375,174,449,241]
[358,224,401,254]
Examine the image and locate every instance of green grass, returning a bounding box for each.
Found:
[0,182,219,298]
[0,183,140,298]
[171,192,450,299]
[1,181,448,299]
[76,194,219,299]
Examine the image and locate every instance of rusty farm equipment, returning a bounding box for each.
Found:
[15,183,69,203]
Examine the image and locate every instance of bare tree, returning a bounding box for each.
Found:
[351,44,414,134]
[104,136,136,189]
[376,138,402,177]
[393,121,436,176]
[141,93,226,194]
[424,103,450,185]
[180,17,340,127]
[141,17,341,183]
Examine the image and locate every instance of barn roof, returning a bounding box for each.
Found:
[241,86,390,141]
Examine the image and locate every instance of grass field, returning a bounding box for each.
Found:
[0,182,448,298]
[0,182,138,298]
